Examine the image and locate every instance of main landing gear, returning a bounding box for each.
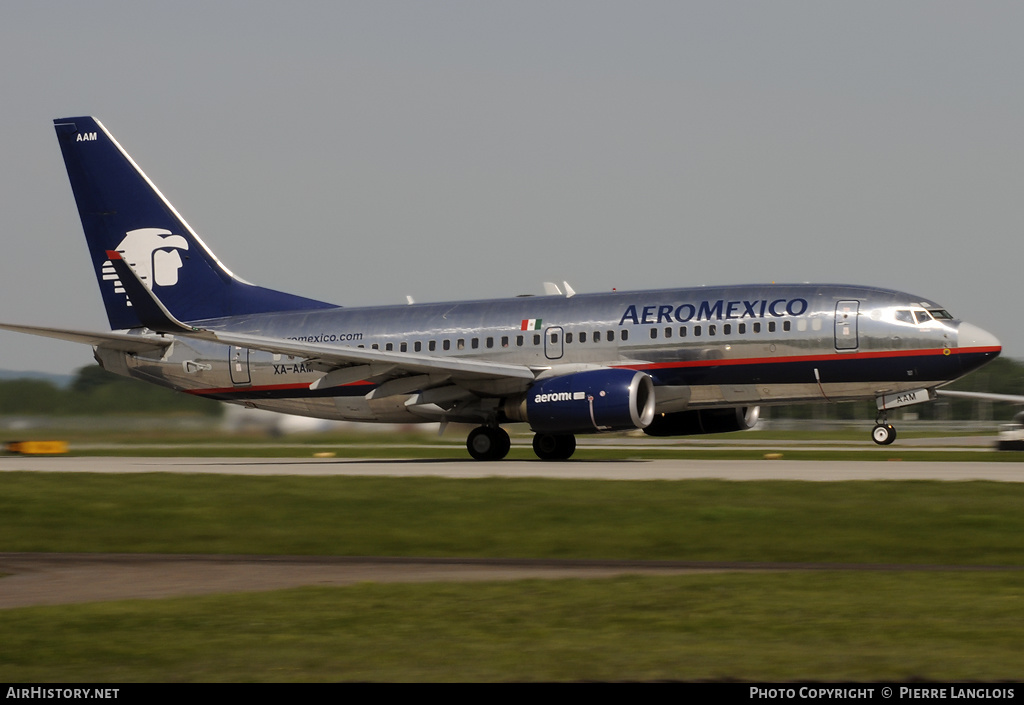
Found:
[871,412,897,445]
[466,426,511,460]
[532,433,576,461]
[465,427,579,460]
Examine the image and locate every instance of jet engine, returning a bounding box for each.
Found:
[503,368,656,434]
[643,406,760,436]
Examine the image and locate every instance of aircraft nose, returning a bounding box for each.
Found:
[957,321,1001,352]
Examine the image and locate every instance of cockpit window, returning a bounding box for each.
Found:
[929,309,954,320]
[914,311,933,324]
[895,310,914,324]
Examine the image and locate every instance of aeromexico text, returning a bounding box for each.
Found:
[618,298,809,326]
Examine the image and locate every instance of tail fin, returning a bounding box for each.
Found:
[53,117,336,330]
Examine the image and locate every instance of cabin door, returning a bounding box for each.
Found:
[544,326,564,360]
[834,300,860,350]
[229,346,251,385]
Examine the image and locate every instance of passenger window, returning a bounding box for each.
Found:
[664,327,672,339]
[650,328,658,339]
[566,332,574,344]
[386,343,394,351]
[472,338,479,349]
[708,324,716,336]
[414,341,421,352]
[443,340,451,351]
[457,339,465,350]
[783,321,791,332]
[486,337,494,348]
[738,323,746,334]
[621,330,628,342]
[501,336,509,347]
[753,322,761,333]
[400,342,408,352]
[768,321,776,333]
[534,334,541,345]
[580,332,587,343]
[723,324,731,335]
[428,341,436,352]
[372,343,379,350]
[680,326,687,337]
[694,325,702,337]
[594,331,601,342]
[516,335,524,346]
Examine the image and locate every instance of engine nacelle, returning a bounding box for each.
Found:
[504,368,656,435]
[643,406,760,437]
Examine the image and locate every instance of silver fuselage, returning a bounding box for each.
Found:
[95,283,1000,426]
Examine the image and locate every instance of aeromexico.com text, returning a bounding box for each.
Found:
[287,332,363,343]
[619,298,808,326]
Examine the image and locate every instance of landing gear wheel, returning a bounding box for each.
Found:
[492,427,511,458]
[467,426,510,460]
[532,433,577,460]
[872,424,896,445]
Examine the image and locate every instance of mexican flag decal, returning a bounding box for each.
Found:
[520,318,543,331]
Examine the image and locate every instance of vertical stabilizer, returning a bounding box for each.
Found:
[53,117,336,330]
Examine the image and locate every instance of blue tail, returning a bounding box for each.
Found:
[54,117,337,330]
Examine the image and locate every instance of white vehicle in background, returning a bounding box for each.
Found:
[996,412,1024,451]
[937,390,1024,451]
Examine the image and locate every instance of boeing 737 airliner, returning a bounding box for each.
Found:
[0,117,1003,459]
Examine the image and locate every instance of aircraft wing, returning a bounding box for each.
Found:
[0,322,171,354]
[197,329,542,386]
[100,251,545,388]
[0,320,541,392]
[936,389,1024,404]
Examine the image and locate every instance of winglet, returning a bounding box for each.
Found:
[104,253,199,334]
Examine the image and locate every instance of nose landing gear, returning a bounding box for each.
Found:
[872,412,897,445]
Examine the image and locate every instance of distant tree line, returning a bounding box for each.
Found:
[0,365,222,416]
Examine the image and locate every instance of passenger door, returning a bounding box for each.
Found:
[834,300,859,350]
[544,326,564,360]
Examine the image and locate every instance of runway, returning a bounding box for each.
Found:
[2,454,1023,481]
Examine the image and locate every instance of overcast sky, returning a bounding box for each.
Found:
[1,1,1021,374]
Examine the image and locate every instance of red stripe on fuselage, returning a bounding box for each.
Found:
[185,380,373,396]
[617,346,999,372]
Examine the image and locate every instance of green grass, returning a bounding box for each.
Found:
[3,472,1023,681]
[2,474,1024,564]
[2,573,1022,681]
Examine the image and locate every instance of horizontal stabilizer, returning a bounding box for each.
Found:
[0,322,171,354]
